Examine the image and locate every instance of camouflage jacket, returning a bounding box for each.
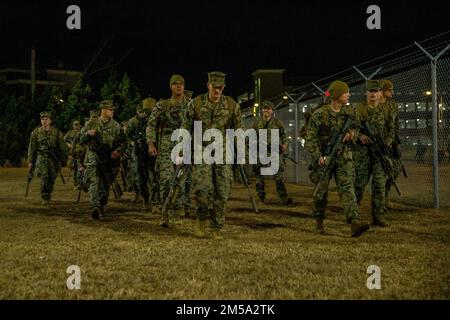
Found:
[382,99,400,145]
[128,114,148,152]
[305,104,359,164]
[182,93,242,134]
[80,117,125,166]
[27,126,68,164]
[252,116,287,147]
[355,102,394,147]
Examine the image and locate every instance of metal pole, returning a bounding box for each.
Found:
[414,42,449,209]
[431,60,440,209]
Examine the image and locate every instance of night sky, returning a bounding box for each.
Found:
[1,0,449,98]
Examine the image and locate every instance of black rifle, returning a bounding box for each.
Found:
[237,164,259,213]
[313,117,354,198]
[25,166,34,198]
[76,167,87,203]
[161,164,190,222]
[363,122,402,196]
[392,133,408,178]
[283,154,298,165]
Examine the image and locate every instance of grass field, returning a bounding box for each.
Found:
[0,167,449,299]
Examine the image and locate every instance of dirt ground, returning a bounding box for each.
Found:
[0,167,449,299]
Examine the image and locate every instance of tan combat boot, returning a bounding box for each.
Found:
[195,219,207,238]
[212,229,224,240]
[131,193,142,203]
[385,196,394,210]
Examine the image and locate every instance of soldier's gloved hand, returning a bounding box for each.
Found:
[28,162,33,169]
[148,142,158,156]
[359,134,371,145]
[111,151,121,160]
[318,156,326,167]
[343,130,355,142]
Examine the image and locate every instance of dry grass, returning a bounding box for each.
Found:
[0,168,449,299]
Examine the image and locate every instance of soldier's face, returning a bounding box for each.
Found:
[383,89,393,98]
[367,90,381,102]
[207,83,225,100]
[41,117,51,127]
[138,111,146,119]
[101,108,114,119]
[73,124,81,130]
[337,92,350,104]
[262,107,273,118]
[171,83,185,96]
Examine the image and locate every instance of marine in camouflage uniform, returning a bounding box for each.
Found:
[79,100,125,220]
[146,75,191,225]
[380,79,402,209]
[353,80,394,227]
[27,112,68,205]
[64,120,82,188]
[305,81,370,237]
[252,100,292,205]
[127,98,156,209]
[180,72,243,239]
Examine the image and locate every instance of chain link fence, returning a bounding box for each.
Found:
[243,31,450,209]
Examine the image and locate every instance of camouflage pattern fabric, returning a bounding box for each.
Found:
[304,104,360,221]
[27,127,68,201]
[182,93,242,229]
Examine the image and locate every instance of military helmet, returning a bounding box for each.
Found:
[98,99,116,110]
[40,111,53,120]
[89,110,99,118]
[326,80,349,99]
[208,71,226,86]
[366,80,382,91]
[142,97,156,111]
[381,79,394,91]
[170,74,185,87]
[261,100,274,109]
[73,120,81,126]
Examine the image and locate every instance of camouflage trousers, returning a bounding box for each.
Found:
[131,149,154,201]
[85,164,111,210]
[158,149,185,210]
[310,156,359,221]
[385,157,401,198]
[255,159,288,201]
[35,154,57,201]
[354,146,387,216]
[191,164,233,229]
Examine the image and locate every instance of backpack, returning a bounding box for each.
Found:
[299,103,328,139]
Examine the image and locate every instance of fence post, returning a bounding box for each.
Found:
[415,41,450,209]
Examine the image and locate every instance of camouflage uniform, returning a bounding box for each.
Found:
[353,80,394,224]
[79,100,125,218]
[182,72,242,236]
[146,91,191,216]
[252,101,291,204]
[127,98,156,207]
[381,80,402,205]
[27,112,68,203]
[64,121,81,187]
[305,80,369,237]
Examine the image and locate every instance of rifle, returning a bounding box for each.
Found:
[313,117,354,198]
[25,166,34,198]
[76,167,87,203]
[237,164,259,213]
[161,164,190,222]
[43,137,66,185]
[363,122,402,196]
[392,133,408,178]
[283,154,298,165]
